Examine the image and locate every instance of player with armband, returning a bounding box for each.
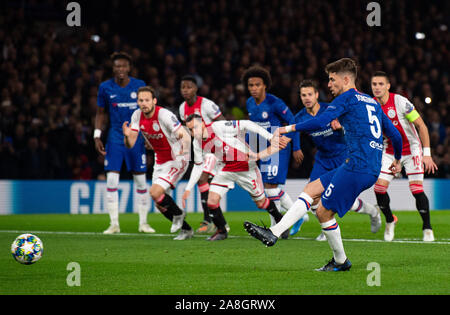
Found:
[123,86,194,240]
[245,58,403,271]
[371,71,438,242]
[182,114,291,241]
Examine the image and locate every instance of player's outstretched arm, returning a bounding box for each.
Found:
[123,121,138,149]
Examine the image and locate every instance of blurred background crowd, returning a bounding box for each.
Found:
[0,0,449,180]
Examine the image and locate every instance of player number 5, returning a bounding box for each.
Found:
[366,105,381,139]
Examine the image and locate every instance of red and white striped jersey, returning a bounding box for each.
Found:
[378,93,422,156]
[130,106,183,165]
[193,120,273,172]
[179,96,222,126]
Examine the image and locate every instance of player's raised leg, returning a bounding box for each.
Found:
[245,178,322,246]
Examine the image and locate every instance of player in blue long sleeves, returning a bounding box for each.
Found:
[289,80,381,238]
[94,52,155,234]
[244,58,402,271]
[242,66,306,232]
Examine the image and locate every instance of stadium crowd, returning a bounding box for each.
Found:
[0,0,449,180]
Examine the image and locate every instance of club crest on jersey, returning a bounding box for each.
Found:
[152,122,160,132]
[262,112,269,119]
[130,92,137,99]
[387,109,396,119]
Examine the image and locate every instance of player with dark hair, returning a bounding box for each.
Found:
[289,79,381,237]
[94,52,155,234]
[179,75,225,234]
[123,86,194,240]
[242,66,304,230]
[183,113,290,241]
[371,71,438,242]
[244,58,403,271]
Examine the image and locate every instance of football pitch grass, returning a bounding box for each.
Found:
[0,211,449,295]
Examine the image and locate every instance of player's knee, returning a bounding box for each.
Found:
[198,173,210,185]
[207,193,221,208]
[106,172,120,189]
[409,182,424,195]
[149,185,164,202]
[374,183,388,195]
[316,205,334,223]
[304,180,324,200]
[133,173,147,191]
[255,197,268,209]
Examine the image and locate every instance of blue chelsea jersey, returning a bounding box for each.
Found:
[294,103,347,160]
[294,89,402,176]
[97,77,146,144]
[246,93,300,151]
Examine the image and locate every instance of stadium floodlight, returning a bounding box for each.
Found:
[415,32,426,40]
[91,35,101,43]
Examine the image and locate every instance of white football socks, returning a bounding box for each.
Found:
[270,192,313,237]
[134,174,149,226]
[321,219,347,264]
[106,172,120,226]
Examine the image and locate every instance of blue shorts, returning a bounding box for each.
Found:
[319,165,377,218]
[104,138,147,173]
[309,155,346,181]
[259,145,291,185]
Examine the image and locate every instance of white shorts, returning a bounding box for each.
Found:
[152,159,188,191]
[209,166,265,202]
[202,153,219,177]
[379,149,424,182]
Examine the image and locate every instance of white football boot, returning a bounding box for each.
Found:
[139,223,156,233]
[171,211,186,233]
[103,224,120,234]
[173,229,194,240]
[384,215,398,242]
[315,232,327,241]
[370,208,382,233]
[423,229,435,242]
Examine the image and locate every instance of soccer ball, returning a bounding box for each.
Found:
[11,234,44,265]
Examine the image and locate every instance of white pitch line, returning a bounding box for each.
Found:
[0,229,449,245]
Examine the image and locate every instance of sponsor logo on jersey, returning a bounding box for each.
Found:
[310,128,334,137]
[143,131,164,140]
[370,141,383,151]
[355,94,378,105]
[114,102,138,108]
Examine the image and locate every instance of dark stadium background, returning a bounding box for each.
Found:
[0,0,448,181]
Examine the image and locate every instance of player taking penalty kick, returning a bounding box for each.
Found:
[244,58,403,271]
